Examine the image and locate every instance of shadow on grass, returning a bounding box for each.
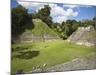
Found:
[14,51,40,59]
[12,45,32,52]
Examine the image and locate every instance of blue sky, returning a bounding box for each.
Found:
[11,0,18,8]
[11,0,96,23]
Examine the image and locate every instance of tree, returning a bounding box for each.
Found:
[60,20,79,39]
[72,23,79,32]
[66,20,74,36]
[11,5,34,37]
[93,17,96,29]
[32,5,53,27]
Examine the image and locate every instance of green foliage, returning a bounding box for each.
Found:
[72,23,79,32]
[80,17,96,29]
[11,5,34,37]
[82,20,92,27]
[32,5,52,27]
[51,17,96,40]
[52,20,80,39]
[93,17,96,29]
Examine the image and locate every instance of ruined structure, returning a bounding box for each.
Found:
[67,26,96,46]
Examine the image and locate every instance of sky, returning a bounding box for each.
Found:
[11,0,96,23]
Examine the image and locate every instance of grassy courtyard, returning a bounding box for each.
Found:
[11,40,96,74]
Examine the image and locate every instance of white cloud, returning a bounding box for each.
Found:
[50,5,79,17]
[53,16,68,23]
[17,1,79,23]
[50,5,78,23]
[66,8,78,16]
[73,12,78,16]
[50,5,66,17]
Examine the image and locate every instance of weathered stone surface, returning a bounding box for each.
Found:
[18,32,59,43]
[45,57,96,72]
[67,26,96,46]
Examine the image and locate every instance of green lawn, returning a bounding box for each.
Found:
[11,40,96,74]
